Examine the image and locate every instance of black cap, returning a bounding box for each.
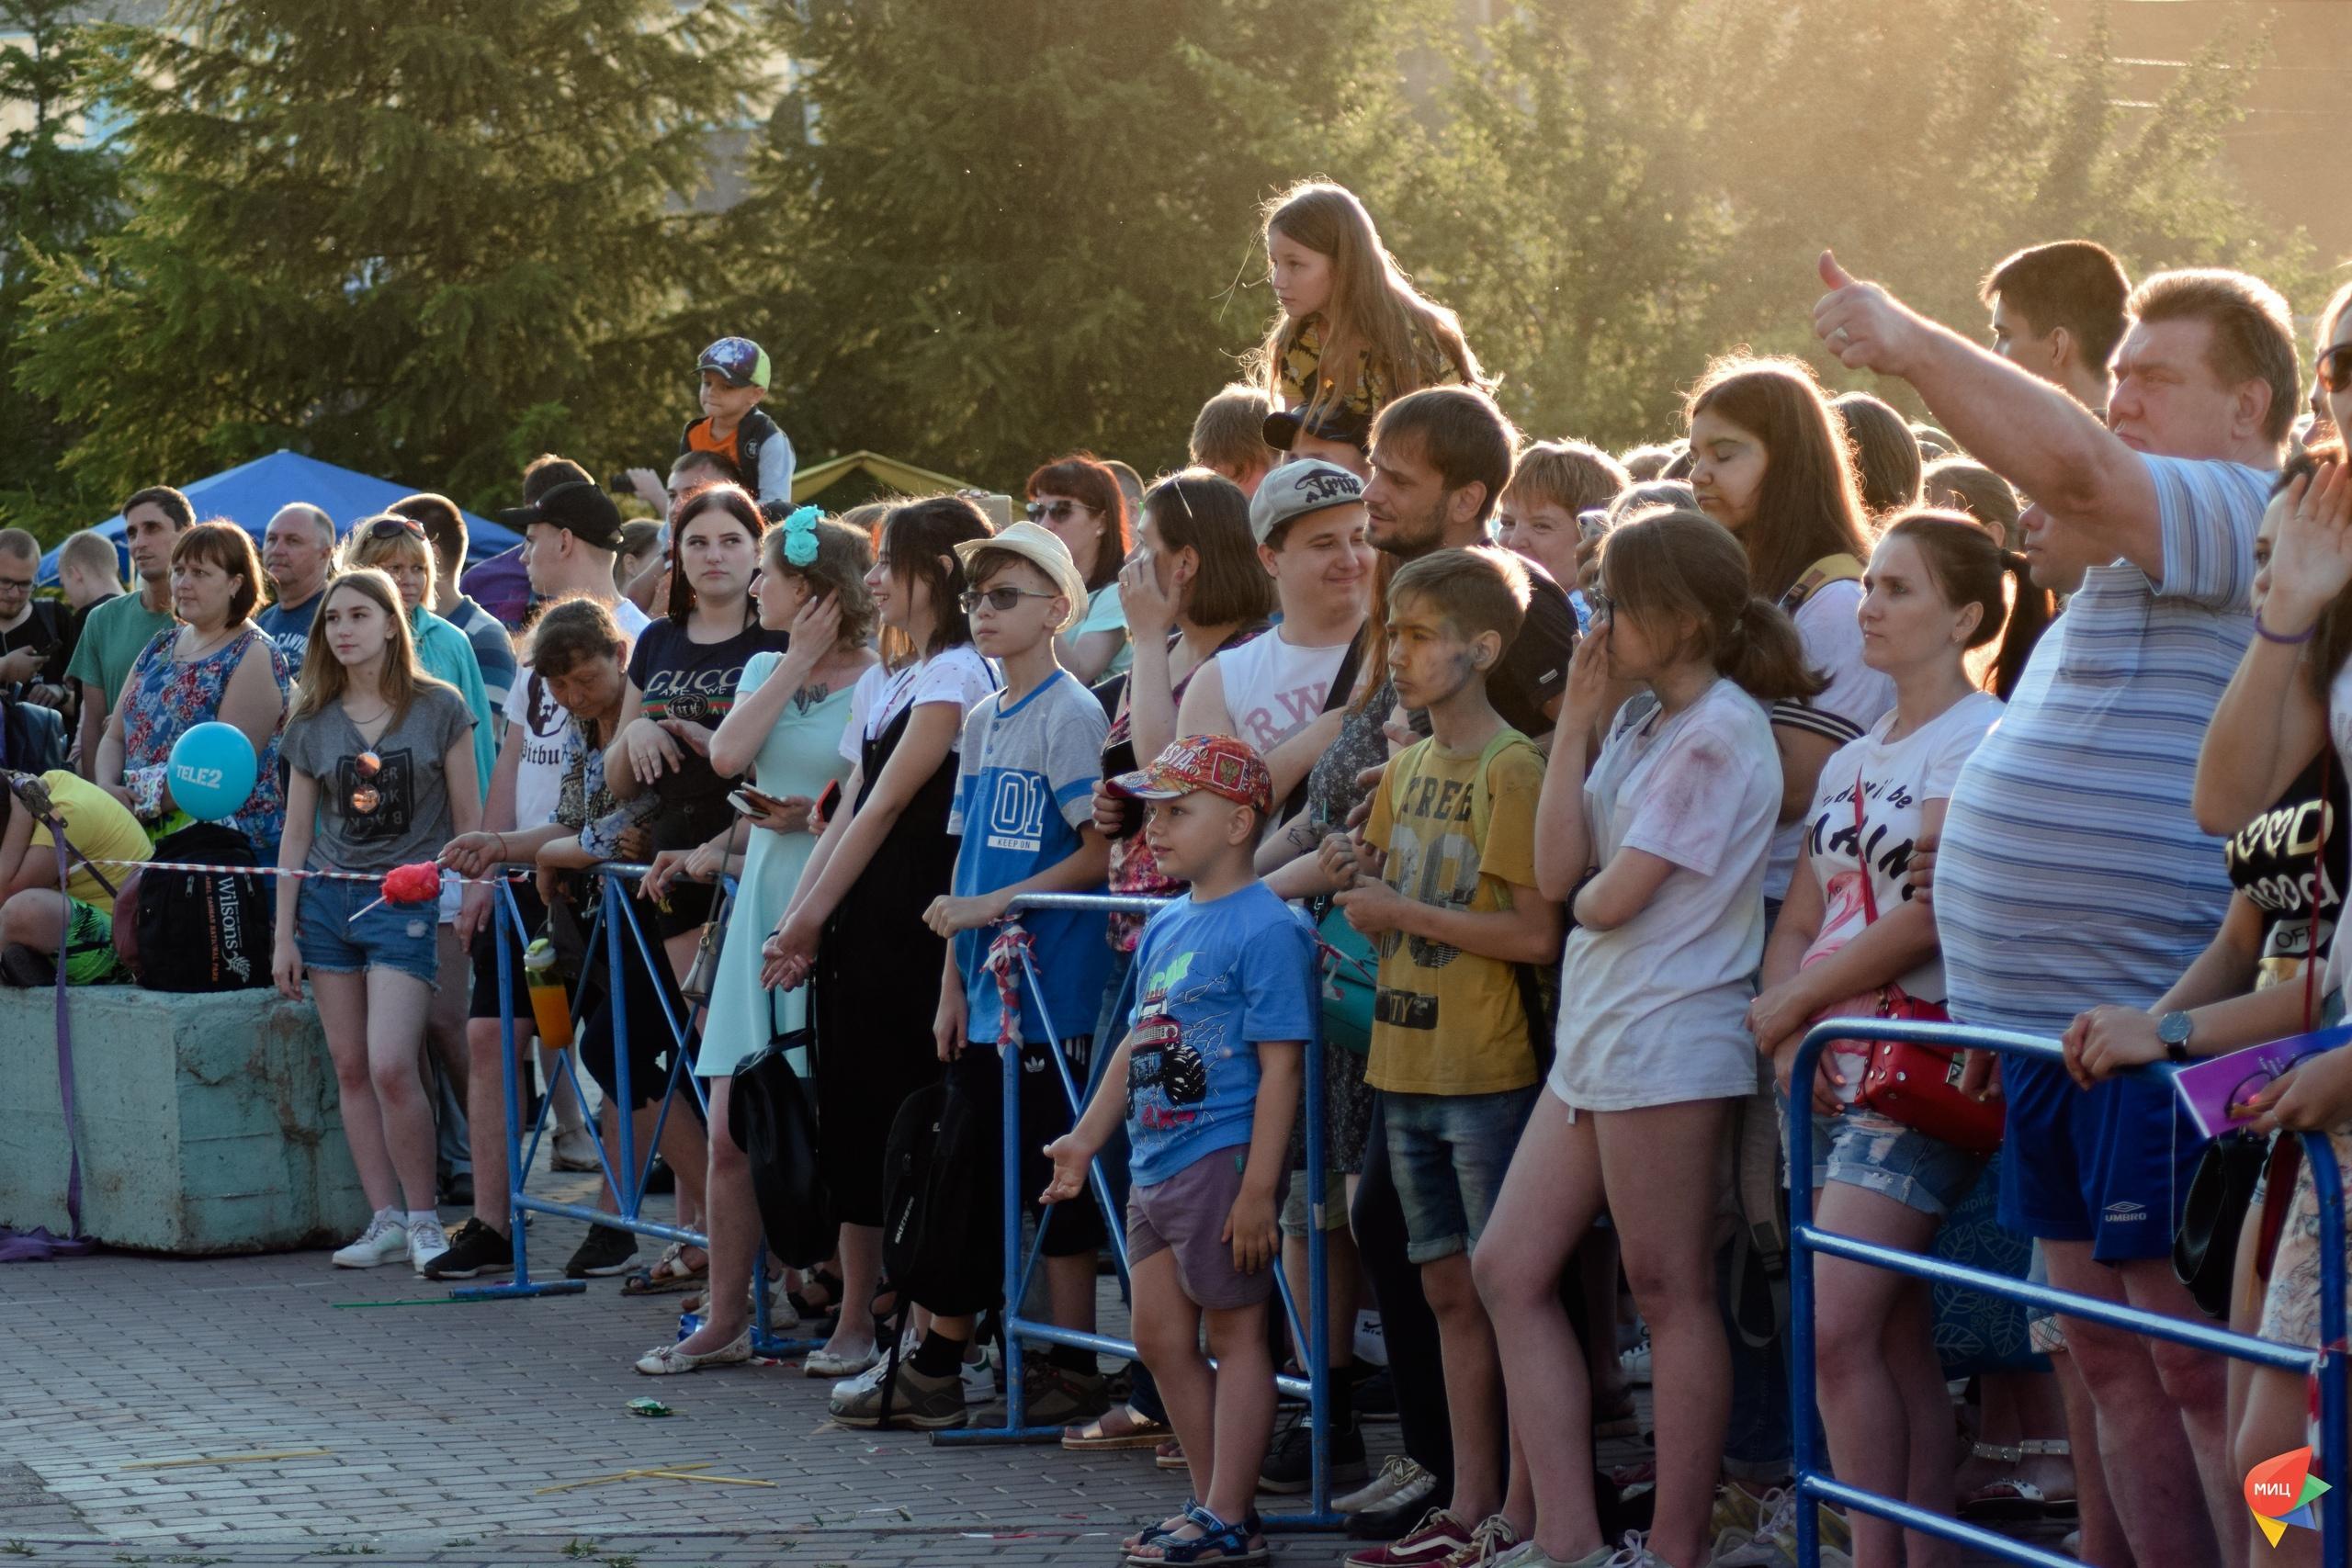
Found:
[496,479,625,551]
[1263,401,1372,454]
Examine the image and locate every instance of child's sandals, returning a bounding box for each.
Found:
[1123,1505,1266,1565]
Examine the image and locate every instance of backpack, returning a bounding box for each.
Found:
[0,700,66,774]
[1778,552,1866,616]
[676,408,785,501]
[111,822,271,992]
[879,1070,1002,1319]
[729,1017,835,1270]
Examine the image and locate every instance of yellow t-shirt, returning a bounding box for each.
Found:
[28,770,150,913]
[1362,728,1544,1095]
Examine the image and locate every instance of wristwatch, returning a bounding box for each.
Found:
[2156,1010,2195,1063]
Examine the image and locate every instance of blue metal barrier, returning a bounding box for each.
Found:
[452,866,815,1357]
[1789,1018,2349,1567]
[930,891,1344,1532]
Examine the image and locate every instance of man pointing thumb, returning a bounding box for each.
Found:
[1811,248,1929,378]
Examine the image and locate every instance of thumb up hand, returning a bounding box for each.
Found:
[1813,249,1923,378]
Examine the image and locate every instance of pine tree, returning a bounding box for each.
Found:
[0,0,121,534]
[17,0,755,511]
[729,0,1404,487]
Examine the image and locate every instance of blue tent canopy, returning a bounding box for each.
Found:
[38,449,523,584]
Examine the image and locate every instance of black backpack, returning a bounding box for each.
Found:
[880,1072,1002,1319]
[729,1024,834,1270]
[112,822,271,992]
[0,699,66,774]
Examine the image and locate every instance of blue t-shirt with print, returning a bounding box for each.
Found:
[1124,881,1319,1187]
[948,669,1113,1046]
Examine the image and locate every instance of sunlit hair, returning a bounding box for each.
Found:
[1598,508,1826,704]
[664,482,767,624]
[526,594,628,682]
[1980,240,2131,369]
[1388,545,1530,648]
[1507,441,1631,517]
[1686,355,1873,604]
[289,569,452,725]
[877,494,992,662]
[390,492,468,579]
[1922,457,2021,548]
[2267,443,2352,700]
[169,520,266,625]
[1373,386,1517,524]
[1830,392,1924,519]
[1253,180,1483,421]
[1026,455,1128,592]
[1191,384,1279,476]
[340,515,436,602]
[2131,268,2301,446]
[1880,509,2053,701]
[1619,444,1679,482]
[1141,468,1272,631]
[764,514,878,649]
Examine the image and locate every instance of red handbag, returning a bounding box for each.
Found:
[1840,769,2006,1155]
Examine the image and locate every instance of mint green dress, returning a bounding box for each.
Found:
[698,654,855,1077]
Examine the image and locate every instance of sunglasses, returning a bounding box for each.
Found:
[2321,344,2352,396]
[1024,500,1096,525]
[960,585,1060,615]
[366,517,427,542]
[349,750,382,817]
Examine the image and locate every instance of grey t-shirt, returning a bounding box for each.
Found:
[280,684,475,874]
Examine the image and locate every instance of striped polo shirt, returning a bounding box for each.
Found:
[1939,453,2269,1037]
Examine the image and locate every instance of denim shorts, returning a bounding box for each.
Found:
[296,876,439,987]
[1820,1106,1984,1218]
[1383,1085,1537,1264]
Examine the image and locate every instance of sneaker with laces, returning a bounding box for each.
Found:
[1260,1404,1367,1494]
[1019,1359,1105,1426]
[1618,1334,1651,1386]
[564,1223,638,1278]
[963,1343,1002,1409]
[406,1216,451,1275]
[331,1213,407,1269]
[829,1358,967,1429]
[1490,1544,1614,1568]
[1338,1455,1438,1517]
[1439,1514,1522,1566]
[1343,1507,1476,1568]
[423,1218,513,1280]
[1710,1486,1851,1568]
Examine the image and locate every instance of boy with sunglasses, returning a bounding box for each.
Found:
[831,522,1115,1429]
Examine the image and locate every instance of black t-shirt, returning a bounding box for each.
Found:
[0,600,71,688]
[2224,752,2349,986]
[1491,558,1577,739]
[624,616,791,833]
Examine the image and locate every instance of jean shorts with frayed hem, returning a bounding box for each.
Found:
[1817,1106,1985,1218]
[296,875,439,987]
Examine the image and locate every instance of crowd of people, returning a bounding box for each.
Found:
[14,176,2352,1568]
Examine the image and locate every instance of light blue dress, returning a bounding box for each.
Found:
[697,653,856,1077]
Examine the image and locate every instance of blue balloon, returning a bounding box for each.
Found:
[168,721,258,823]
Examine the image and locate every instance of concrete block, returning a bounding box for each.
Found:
[0,984,369,1253]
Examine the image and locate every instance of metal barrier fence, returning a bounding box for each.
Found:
[453,865,814,1358]
[1789,1018,2350,1567]
[927,890,1345,1530]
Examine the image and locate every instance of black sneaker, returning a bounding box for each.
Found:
[1022,1362,1110,1427]
[565,1223,639,1278]
[1257,1404,1366,1494]
[424,1218,513,1280]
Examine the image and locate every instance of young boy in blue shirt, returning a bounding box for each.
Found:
[1046,733,1317,1567]
[828,521,1114,1431]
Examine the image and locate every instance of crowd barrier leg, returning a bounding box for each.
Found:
[933,896,1342,1530]
[1788,1018,2350,1568]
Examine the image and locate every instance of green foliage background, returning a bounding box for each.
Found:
[0,0,2324,541]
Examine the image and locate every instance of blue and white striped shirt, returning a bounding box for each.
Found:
[1939,453,2270,1037]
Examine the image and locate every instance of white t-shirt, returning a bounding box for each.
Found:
[1797,692,2004,1097]
[840,645,998,764]
[1766,581,1897,900]
[1552,677,1781,1110]
[506,596,650,830]
[1213,627,1351,755]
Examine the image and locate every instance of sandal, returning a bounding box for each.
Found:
[620,1241,708,1296]
[1155,1437,1187,1471]
[787,1265,844,1324]
[1064,1403,1172,1451]
[1123,1502,1195,1553]
[1126,1505,1267,1565]
[633,1326,751,1374]
[1961,1439,2076,1520]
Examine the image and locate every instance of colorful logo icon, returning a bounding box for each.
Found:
[2247,1446,2334,1548]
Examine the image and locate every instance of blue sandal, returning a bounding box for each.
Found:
[1126,1505,1268,1566]
[1122,1501,1194,1557]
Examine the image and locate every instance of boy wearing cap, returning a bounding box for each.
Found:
[681,337,796,504]
[1317,547,1561,1567]
[1045,733,1316,1566]
[829,522,1114,1430]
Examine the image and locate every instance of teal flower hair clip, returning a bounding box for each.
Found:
[782,505,822,568]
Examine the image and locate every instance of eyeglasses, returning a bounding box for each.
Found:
[1024,500,1097,525]
[349,750,382,817]
[366,518,426,542]
[1587,591,1615,622]
[2320,344,2352,396]
[960,586,1059,614]
[0,573,31,592]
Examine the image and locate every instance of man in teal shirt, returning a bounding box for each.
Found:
[66,486,189,779]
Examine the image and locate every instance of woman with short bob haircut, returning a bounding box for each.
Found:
[1027,454,1132,683]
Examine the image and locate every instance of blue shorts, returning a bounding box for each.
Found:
[1820,1108,1986,1218]
[1996,1055,2197,1261]
[1383,1086,1536,1264]
[296,876,439,987]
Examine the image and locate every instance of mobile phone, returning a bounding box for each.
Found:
[729,785,786,818]
[816,779,843,822]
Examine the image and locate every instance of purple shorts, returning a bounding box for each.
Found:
[1126,1147,1283,1313]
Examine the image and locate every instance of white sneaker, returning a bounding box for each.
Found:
[831,1325,918,1400]
[1600,1530,1665,1567]
[1619,1334,1651,1386]
[332,1214,407,1269]
[960,1341,1000,1407]
[407,1217,451,1275]
[1336,1454,1437,1515]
